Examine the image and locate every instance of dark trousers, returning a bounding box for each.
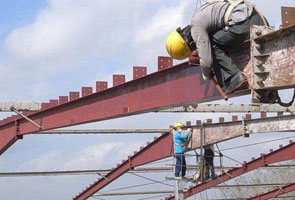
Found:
[204,148,215,179]
[175,153,186,177]
[210,11,266,87]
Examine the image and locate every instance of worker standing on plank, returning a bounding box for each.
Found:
[204,145,216,180]
[166,0,268,94]
[173,122,192,179]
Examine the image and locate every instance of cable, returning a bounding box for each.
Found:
[102,179,171,193]
[129,172,174,187]
[134,194,169,200]
[220,136,295,151]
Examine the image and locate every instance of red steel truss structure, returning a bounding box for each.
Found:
[0,59,230,156]
[166,140,295,200]
[0,16,294,200]
[247,182,295,200]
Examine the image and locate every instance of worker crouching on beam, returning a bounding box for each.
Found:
[173,122,192,179]
[166,0,268,94]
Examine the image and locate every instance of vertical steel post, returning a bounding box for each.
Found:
[175,180,184,200]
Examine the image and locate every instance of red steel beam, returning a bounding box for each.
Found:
[248,183,295,200]
[73,132,173,200]
[166,140,295,200]
[0,62,225,155]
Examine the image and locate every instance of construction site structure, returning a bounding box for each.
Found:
[0,6,295,200]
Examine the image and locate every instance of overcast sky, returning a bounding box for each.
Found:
[0,0,295,200]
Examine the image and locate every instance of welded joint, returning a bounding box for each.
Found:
[14,120,23,140]
[128,157,134,170]
[261,154,268,166]
[242,162,247,171]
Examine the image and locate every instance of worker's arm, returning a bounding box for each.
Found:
[191,11,214,80]
[175,132,190,141]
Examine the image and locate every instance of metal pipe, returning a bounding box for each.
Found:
[2,165,294,177]
[39,129,170,134]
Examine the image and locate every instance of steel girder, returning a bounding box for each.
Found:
[73,114,295,200]
[73,132,173,200]
[0,62,223,155]
[247,183,295,200]
[166,141,295,200]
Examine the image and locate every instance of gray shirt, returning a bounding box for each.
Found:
[191,1,253,77]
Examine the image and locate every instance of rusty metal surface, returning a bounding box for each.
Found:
[191,114,295,149]
[282,7,295,28]
[252,25,295,90]
[159,103,295,113]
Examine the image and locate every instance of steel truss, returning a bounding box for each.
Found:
[0,17,293,200]
[166,140,295,200]
[73,113,295,200]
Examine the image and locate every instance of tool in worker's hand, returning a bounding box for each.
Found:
[212,78,228,101]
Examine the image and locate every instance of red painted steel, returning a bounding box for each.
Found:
[219,117,225,123]
[166,141,295,200]
[113,75,125,86]
[248,183,295,199]
[41,103,50,111]
[82,87,93,97]
[158,56,173,71]
[73,132,173,200]
[232,115,238,121]
[133,66,147,80]
[49,100,58,108]
[0,62,223,156]
[70,92,80,101]
[59,96,69,105]
[96,81,108,92]
[186,121,191,126]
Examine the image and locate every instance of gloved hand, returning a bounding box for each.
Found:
[187,128,192,133]
[188,50,200,66]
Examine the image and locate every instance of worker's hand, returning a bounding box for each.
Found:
[188,50,200,66]
[187,128,192,133]
[201,66,214,81]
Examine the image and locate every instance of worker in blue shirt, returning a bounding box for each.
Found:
[173,122,192,179]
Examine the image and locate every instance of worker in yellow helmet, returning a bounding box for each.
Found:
[173,122,192,179]
[166,0,268,94]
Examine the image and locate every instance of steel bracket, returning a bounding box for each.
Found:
[11,108,42,130]
[250,25,295,103]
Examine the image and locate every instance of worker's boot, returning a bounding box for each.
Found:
[224,71,249,94]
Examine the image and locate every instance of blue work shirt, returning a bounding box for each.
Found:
[173,131,190,154]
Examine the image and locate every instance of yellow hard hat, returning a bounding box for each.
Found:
[166,30,191,60]
[174,122,184,128]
